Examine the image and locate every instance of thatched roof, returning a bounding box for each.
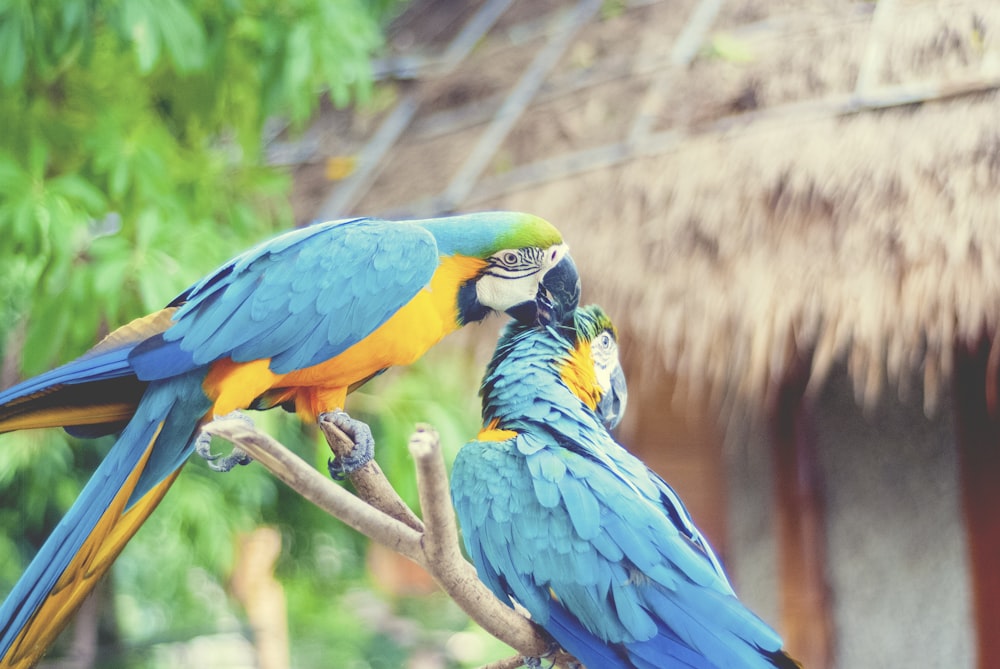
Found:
[485,92,1000,414]
[469,0,1000,414]
[291,0,1000,413]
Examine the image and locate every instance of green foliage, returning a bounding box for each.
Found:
[0,0,524,662]
[0,0,395,374]
[0,0,504,666]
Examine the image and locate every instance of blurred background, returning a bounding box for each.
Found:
[3,0,1000,668]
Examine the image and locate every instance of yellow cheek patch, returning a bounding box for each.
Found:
[437,254,489,285]
[558,340,601,411]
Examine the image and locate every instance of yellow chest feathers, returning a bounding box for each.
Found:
[205,254,487,415]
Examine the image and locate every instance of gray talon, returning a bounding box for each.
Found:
[195,432,219,462]
[196,411,255,472]
[207,447,252,472]
[323,410,375,480]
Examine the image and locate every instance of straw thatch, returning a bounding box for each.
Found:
[438,0,1000,417]
[485,90,1000,415]
[289,0,1000,419]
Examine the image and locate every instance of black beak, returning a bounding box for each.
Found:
[597,363,628,429]
[505,300,538,323]
[534,254,580,326]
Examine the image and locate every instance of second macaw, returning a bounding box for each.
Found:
[0,211,580,669]
[451,306,798,669]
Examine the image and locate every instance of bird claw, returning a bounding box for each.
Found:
[195,411,255,472]
[524,642,570,669]
[321,410,375,480]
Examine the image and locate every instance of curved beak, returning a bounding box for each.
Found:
[534,254,581,326]
[597,363,628,430]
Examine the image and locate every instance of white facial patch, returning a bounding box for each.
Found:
[591,331,618,394]
[474,243,567,312]
[475,272,538,311]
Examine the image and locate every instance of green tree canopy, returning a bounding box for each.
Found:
[0,0,395,374]
[0,3,529,667]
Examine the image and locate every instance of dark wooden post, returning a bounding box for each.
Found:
[953,336,1000,669]
[768,350,833,668]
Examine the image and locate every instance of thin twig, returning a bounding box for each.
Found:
[409,424,456,565]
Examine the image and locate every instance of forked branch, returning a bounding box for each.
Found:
[203,418,577,669]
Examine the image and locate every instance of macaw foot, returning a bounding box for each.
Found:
[321,410,375,480]
[524,642,574,669]
[524,656,573,669]
[196,411,255,472]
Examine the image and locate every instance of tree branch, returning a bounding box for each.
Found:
[319,416,424,533]
[204,418,577,668]
[202,420,423,561]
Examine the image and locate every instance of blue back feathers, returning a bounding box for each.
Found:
[131,213,558,379]
[131,218,439,377]
[452,306,795,669]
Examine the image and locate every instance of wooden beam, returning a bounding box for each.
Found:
[953,336,1000,669]
[767,350,833,669]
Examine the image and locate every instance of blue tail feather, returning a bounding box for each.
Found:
[0,371,210,659]
[0,346,137,407]
[545,602,716,669]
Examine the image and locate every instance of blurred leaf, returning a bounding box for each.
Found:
[155,0,206,73]
[0,13,27,87]
[324,155,357,181]
[702,33,755,63]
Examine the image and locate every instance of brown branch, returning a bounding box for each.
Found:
[409,425,455,566]
[202,420,423,561]
[479,656,538,669]
[320,416,424,532]
[204,418,576,668]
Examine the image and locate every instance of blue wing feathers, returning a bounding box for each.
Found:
[130,334,196,381]
[131,218,439,379]
[557,474,601,540]
[544,605,638,669]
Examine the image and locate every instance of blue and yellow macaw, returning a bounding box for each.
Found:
[451,306,798,669]
[0,211,580,668]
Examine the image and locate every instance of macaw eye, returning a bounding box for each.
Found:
[502,251,520,265]
[597,332,613,349]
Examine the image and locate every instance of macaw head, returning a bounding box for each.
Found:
[559,305,628,429]
[416,212,580,327]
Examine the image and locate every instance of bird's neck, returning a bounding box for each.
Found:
[434,255,490,326]
[481,334,602,439]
